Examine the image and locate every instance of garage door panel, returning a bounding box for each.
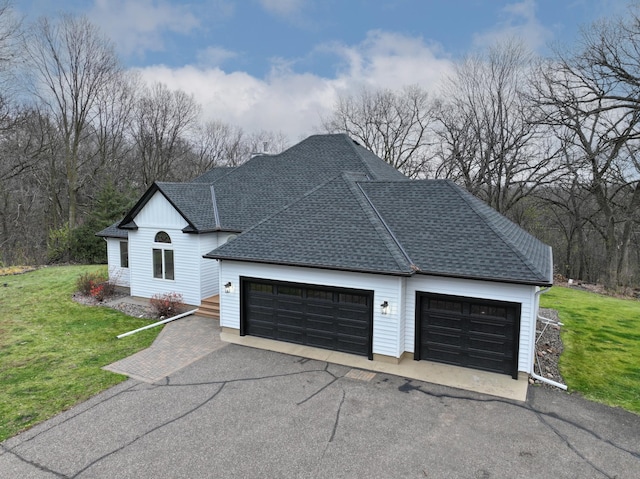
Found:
[306,316,335,332]
[468,336,512,354]
[248,321,278,338]
[276,299,305,313]
[469,318,513,336]
[467,352,511,371]
[336,324,369,339]
[424,346,463,365]
[306,331,335,349]
[276,313,304,327]
[421,313,464,331]
[242,279,373,358]
[276,327,305,344]
[424,328,464,348]
[417,293,520,378]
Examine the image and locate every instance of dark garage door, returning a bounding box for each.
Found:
[415,293,521,378]
[241,278,373,359]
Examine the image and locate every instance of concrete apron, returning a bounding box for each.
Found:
[220,333,529,402]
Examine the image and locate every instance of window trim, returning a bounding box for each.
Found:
[119,240,129,268]
[153,231,174,280]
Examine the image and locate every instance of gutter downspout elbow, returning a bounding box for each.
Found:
[532,287,568,391]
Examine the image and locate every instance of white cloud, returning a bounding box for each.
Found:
[325,31,451,91]
[88,0,200,57]
[134,31,453,140]
[196,46,238,67]
[473,0,552,51]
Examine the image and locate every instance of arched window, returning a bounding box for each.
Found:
[153,231,174,280]
[154,231,171,243]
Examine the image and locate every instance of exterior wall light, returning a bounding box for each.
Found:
[224,281,233,293]
[380,301,389,315]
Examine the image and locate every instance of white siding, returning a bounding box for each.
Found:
[127,192,202,306]
[405,275,537,374]
[134,192,187,229]
[105,238,130,287]
[219,261,405,358]
[199,233,220,298]
[218,260,539,371]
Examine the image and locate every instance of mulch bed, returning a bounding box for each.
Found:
[72,292,157,320]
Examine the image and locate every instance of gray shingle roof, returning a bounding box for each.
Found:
[357,180,553,285]
[114,134,407,235]
[209,134,407,230]
[96,221,128,239]
[155,182,218,232]
[208,178,553,286]
[206,173,414,275]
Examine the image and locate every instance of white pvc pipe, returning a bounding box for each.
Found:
[532,286,568,390]
[530,370,568,390]
[117,308,198,338]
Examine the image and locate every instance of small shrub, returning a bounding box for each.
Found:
[90,283,106,301]
[47,224,71,263]
[76,271,108,296]
[100,278,117,298]
[150,292,185,318]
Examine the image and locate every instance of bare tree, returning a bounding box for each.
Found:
[532,51,640,289]
[434,40,561,215]
[323,85,435,178]
[184,120,243,178]
[131,82,200,188]
[24,14,124,230]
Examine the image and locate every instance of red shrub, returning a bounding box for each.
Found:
[150,292,185,318]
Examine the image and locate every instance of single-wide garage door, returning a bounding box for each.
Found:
[415,293,521,378]
[241,278,373,359]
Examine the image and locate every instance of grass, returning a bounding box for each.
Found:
[0,265,160,442]
[541,286,640,414]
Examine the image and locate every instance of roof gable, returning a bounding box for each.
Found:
[118,184,193,232]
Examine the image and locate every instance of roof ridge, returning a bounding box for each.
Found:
[445,180,548,281]
[210,185,220,228]
[351,179,416,273]
[344,134,376,180]
[223,173,344,239]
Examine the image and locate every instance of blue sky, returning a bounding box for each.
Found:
[12,0,629,138]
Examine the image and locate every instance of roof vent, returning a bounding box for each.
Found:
[250,142,270,159]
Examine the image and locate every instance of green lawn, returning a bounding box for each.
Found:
[541,286,640,414]
[0,265,160,442]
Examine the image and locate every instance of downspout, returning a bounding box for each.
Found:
[531,287,568,390]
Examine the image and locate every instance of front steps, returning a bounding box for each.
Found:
[197,294,220,319]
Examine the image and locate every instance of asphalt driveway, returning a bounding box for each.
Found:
[1,343,639,478]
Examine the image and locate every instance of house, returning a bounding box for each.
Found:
[98,133,552,380]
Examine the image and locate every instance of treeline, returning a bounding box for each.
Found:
[323,13,640,291]
[0,8,287,267]
[1,3,639,291]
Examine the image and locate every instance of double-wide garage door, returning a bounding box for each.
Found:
[416,293,521,378]
[241,278,373,359]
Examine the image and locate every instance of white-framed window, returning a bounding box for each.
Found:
[119,241,129,268]
[153,231,174,280]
